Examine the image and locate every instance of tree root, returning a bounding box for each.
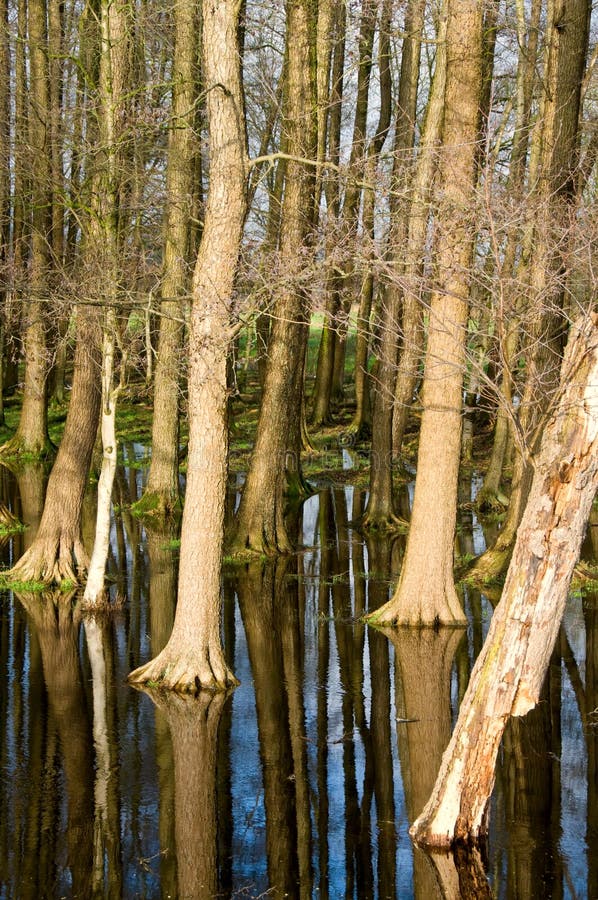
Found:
[360,511,408,533]
[0,433,54,460]
[128,643,239,693]
[474,486,508,516]
[0,503,24,532]
[6,536,89,586]
[465,544,512,585]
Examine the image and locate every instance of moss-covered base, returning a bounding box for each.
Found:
[131,489,182,520]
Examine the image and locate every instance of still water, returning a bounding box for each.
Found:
[0,456,596,898]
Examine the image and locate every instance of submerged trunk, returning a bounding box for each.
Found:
[411,314,598,848]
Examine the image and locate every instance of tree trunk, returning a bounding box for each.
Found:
[368,0,483,625]
[411,313,598,848]
[311,0,373,424]
[362,0,424,529]
[391,1,448,457]
[2,0,52,457]
[231,0,317,555]
[350,0,393,439]
[82,319,119,606]
[6,311,101,584]
[129,0,246,691]
[141,0,199,517]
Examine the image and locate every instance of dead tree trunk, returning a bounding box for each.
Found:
[411,313,598,849]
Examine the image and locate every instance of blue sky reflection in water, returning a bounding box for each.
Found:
[0,460,596,898]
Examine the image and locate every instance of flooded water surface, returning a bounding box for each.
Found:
[0,460,597,898]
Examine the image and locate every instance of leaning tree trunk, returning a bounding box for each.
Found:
[129,0,245,691]
[411,313,598,848]
[6,310,101,584]
[367,0,483,625]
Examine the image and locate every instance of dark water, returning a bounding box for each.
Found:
[0,454,597,898]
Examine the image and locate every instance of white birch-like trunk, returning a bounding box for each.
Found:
[83,322,118,605]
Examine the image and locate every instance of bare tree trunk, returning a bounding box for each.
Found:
[411,314,598,848]
[349,0,393,439]
[368,0,483,625]
[6,311,101,584]
[141,0,199,517]
[362,0,424,529]
[129,0,246,691]
[390,1,448,457]
[311,0,374,424]
[231,0,316,555]
[2,0,52,457]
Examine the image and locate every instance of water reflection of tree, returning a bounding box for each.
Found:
[146,521,178,896]
[139,689,230,899]
[15,591,94,897]
[584,592,598,900]
[384,626,487,899]
[236,557,308,898]
[500,663,562,900]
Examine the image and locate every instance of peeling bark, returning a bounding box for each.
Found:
[411,313,598,848]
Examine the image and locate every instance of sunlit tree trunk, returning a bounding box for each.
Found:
[141,0,200,517]
[231,0,317,555]
[129,0,246,690]
[369,0,483,625]
[6,311,101,583]
[411,314,598,848]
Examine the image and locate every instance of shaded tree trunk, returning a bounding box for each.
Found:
[362,0,424,529]
[141,0,200,517]
[411,314,598,848]
[231,0,317,555]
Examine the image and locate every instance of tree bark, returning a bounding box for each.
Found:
[368,0,483,625]
[6,311,101,584]
[141,0,200,517]
[362,0,424,529]
[391,1,448,458]
[231,0,317,555]
[129,0,246,691]
[2,0,52,457]
[411,313,598,848]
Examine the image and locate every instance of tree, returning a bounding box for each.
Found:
[129,0,246,691]
[470,0,592,582]
[368,0,484,625]
[5,311,101,583]
[231,0,317,555]
[2,0,53,457]
[362,0,425,529]
[139,0,200,518]
[410,313,598,848]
